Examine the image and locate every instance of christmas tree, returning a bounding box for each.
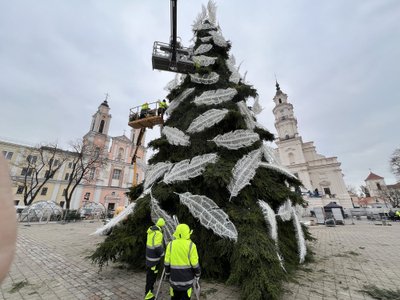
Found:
[91,2,311,299]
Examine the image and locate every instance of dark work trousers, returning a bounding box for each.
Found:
[145,264,160,296]
[171,289,191,300]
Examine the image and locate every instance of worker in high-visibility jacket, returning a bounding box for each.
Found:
[164,224,201,300]
[157,99,168,117]
[140,102,149,118]
[144,218,165,300]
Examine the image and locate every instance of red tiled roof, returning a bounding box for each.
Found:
[365,172,384,181]
[387,182,400,190]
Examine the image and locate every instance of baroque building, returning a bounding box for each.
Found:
[0,99,146,211]
[272,82,353,208]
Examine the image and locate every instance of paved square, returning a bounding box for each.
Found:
[1,219,399,299]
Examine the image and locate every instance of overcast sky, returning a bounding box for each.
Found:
[1,0,399,189]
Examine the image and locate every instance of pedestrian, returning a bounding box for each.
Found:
[158,99,168,117]
[140,102,149,118]
[395,210,400,222]
[145,218,166,300]
[164,223,201,300]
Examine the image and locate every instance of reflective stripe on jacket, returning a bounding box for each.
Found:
[164,239,201,291]
[145,225,164,267]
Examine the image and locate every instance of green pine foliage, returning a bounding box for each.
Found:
[91,6,312,299]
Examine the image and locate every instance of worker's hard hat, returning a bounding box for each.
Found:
[173,223,192,240]
[156,218,165,227]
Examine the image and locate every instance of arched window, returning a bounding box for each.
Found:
[117,147,124,161]
[99,120,105,133]
[279,98,282,104]
[376,183,382,190]
[288,152,295,165]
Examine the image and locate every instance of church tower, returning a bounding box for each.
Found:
[272,82,353,208]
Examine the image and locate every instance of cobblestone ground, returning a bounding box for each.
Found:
[1,219,399,299]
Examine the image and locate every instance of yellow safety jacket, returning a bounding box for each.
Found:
[145,225,164,267]
[164,239,201,291]
[159,101,168,109]
[141,103,149,110]
[396,211,400,217]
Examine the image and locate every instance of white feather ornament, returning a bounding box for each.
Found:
[165,88,195,115]
[192,55,217,67]
[211,130,260,150]
[176,192,238,241]
[257,200,278,242]
[190,72,220,85]
[163,153,219,184]
[207,0,217,25]
[277,199,292,221]
[162,126,191,146]
[151,194,178,243]
[92,202,136,235]
[252,96,263,115]
[259,162,297,180]
[194,44,213,55]
[292,207,307,263]
[194,22,216,31]
[193,88,237,106]
[187,108,229,133]
[144,162,173,190]
[209,30,227,48]
[237,101,255,129]
[228,148,263,199]
[262,145,279,164]
[200,36,212,43]
[260,145,297,179]
[226,55,241,84]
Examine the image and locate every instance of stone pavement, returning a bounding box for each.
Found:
[1,219,399,300]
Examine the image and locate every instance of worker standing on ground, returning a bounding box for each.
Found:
[145,218,166,300]
[164,224,201,300]
[140,102,149,118]
[158,99,168,117]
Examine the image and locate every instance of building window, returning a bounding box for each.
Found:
[60,201,65,208]
[84,192,90,200]
[117,147,124,161]
[27,155,37,164]
[16,185,24,194]
[68,162,73,168]
[279,98,282,104]
[41,187,48,195]
[99,120,105,133]
[3,151,14,160]
[288,153,295,165]
[376,183,382,190]
[112,169,121,180]
[62,189,66,196]
[324,188,331,195]
[14,200,20,205]
[64,173,70,180]
[45,170,54,179]
[54,159,59,167]
[21,168,33,176]
[136,173,139,184]
[89,168,95,180]
[111,191,116,196]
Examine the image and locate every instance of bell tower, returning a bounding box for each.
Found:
[272,82,299,141]
[89,98,112,135]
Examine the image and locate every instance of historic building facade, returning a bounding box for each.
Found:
[1,100,146,211]
[272,82,353,208]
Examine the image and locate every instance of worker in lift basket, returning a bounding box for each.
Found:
[140,102,149,118]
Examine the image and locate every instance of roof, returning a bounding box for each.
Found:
[387,182,400,190]
[324,202,343,208]
[365,172,384,181]
[113,135,131,143]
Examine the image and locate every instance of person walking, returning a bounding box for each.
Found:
[145,218,166,300]
[164,224,201,300]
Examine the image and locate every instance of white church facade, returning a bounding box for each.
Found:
[272,82,353,208]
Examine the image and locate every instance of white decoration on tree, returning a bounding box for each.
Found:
[292,207,307,264]
[193,88,237,106]
[187,109,229,133]
[151,194,178,243]
[226,55,240,84]
[165,88,195,115]
[252,96,263,115]
[200,36,212,43]
[207,0,217,25]
[209,30,227,47]
[164,74,180,91]
[257,200,277,242]
[211,130,260,150]
[163,153,219,184]
[277,199,292,221]
[92,202,136,235]
[190,72,219,85]
[237,101,255,129]
[259,162,297,180]
[162,126,191,146]
[192,5,207,30]
[144,162,173,190]
[176,192,238,241]
[194,44,213,55]
[192,55,217,67]
[260,145,297,179]
[228,148,263,199]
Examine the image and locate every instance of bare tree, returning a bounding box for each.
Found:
[63,140,108,210]
[15,144,67,206]
[379,187,400,208]
[360,185,370,198]
[390,148,400,179]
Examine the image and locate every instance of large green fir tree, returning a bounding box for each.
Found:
[92,3,311,299]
